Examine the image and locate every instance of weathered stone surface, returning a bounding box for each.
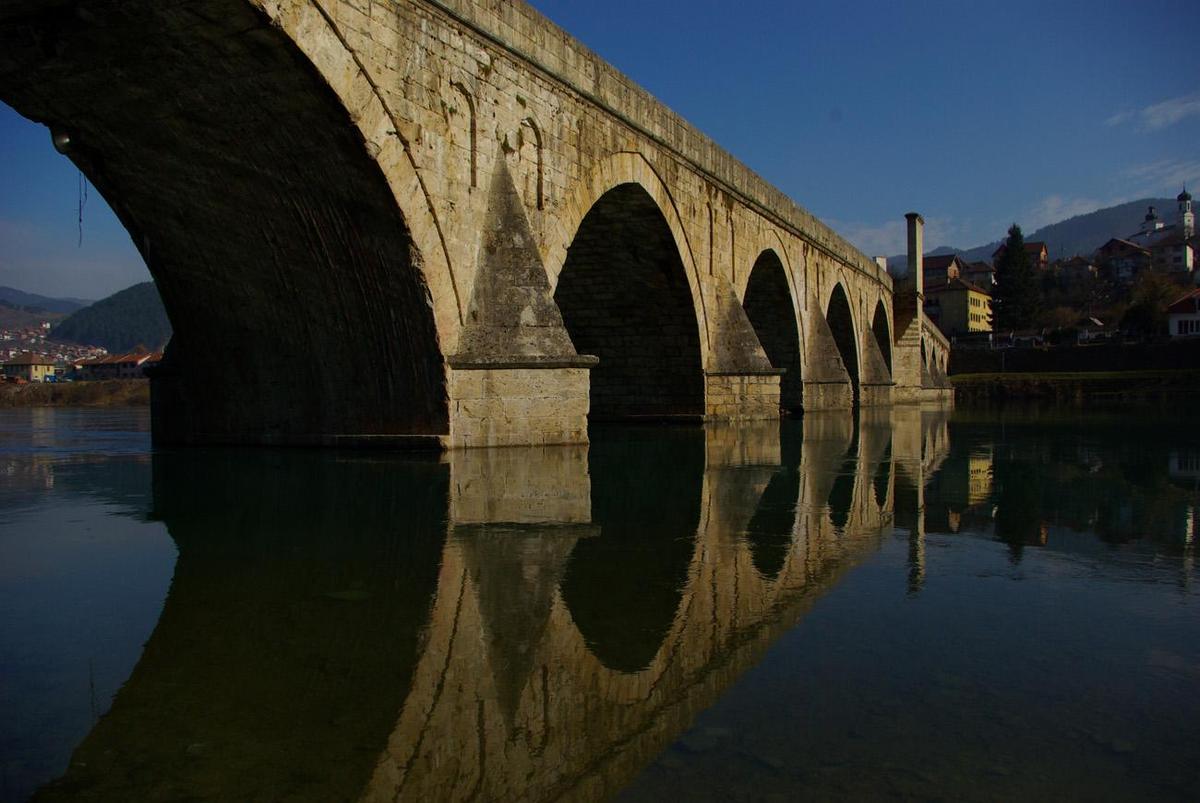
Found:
[705,373,781,422]
[859,326,894,407]
[447,365,590,448]
[0,0,946,447]
[706,279,776,375]
[803,312,855,411]
[453,162,583,363]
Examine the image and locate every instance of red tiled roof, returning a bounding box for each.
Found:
[80,351,156,366]
[1167,288,1200,315]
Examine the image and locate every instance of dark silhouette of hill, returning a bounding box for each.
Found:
[0,286,91,314]
[51,282,171,352]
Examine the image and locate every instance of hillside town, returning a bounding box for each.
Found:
[1,321,160,384]
[1,321,108,368]
[901,189,1200,346]
[2,349,163,383]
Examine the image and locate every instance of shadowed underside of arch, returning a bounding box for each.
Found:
[554,183,704,421]
[872,301,892,375]
[826,285,860,404]
[0,0,447,444]
[743,251,803,414]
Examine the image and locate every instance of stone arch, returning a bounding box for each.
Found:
[825,283,860,404]
[267,0,465,336]
[871,299,893,374]
[0,0,454,443]
[548,152,710,350]
[743,249,804,414]
[554,182,706,420]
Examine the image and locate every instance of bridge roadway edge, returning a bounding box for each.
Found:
[420,0,891,285]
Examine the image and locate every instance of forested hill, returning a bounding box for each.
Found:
[51,282,171,353]
[1013,198,1178,261]
[889,197,1176,272]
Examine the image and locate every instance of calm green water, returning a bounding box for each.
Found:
[1,406,1197,802]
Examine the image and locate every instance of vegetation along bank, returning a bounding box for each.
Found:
[0,378,150,408]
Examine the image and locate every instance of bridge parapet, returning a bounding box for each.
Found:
[425,0,891,286]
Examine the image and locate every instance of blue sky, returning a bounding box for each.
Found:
[2,0,1198,299]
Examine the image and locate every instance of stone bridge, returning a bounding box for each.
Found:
[34,410,952,801]
[0,0,951,447]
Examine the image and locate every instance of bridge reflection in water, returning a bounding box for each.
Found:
[35,409,953,802]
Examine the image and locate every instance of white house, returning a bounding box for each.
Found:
[1167,287,1200,337]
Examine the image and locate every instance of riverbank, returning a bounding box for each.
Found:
[0,379,150,408]
[949,338,1200,375]
[951,369,1200,404]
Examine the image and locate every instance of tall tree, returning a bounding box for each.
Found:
[1120,270,1178,338]
[992,224,1041,330]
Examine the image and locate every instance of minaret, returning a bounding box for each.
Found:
[1179,187,1194,239]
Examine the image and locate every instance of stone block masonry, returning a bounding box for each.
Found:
[447,365,592,448]
[0,0,942,448]
[705,373,782,422]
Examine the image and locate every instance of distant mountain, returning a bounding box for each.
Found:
[888,197,1176,273]
[0,299,69,330]
[0,286,92,314]
[51,282,171,353]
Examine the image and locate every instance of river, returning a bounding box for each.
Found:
[1,406,1197,801]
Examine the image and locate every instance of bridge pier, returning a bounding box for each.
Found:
[704,372,782,421]
[700,279,785,421]
[859,328,895,407]
[446,362,595,448]
[445,165,599,447]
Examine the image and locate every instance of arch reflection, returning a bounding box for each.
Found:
[38,414,923,803]
[560,429,705,673]
[36,450,450,802]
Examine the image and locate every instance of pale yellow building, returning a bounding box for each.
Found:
[3,353,56,382]
[967,448,994,506]
[924,277,992,337]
